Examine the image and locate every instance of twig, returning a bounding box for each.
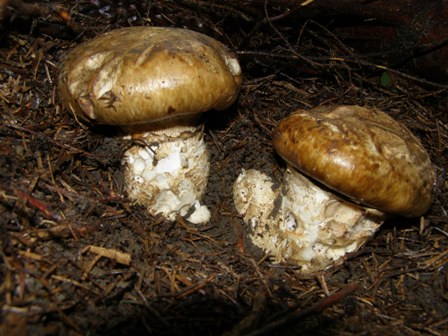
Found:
[239,1,300,49]
[225,291,268,336]
[2,123,90,156]
[174,274,216,299]
[1,0,81,32]
[81,245,132,266]
[14,188,63,223]
[244,282,359,336]
[237,50,448,89]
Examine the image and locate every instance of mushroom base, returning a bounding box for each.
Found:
[124,124,210,224]
[233,167,385,274]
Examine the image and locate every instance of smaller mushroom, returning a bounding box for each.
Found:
[59,26,242,224]
[233,105,435,274]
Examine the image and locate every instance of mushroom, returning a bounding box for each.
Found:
[59,26,242,224]
[233,105,435,274]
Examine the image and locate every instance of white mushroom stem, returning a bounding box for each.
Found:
[124,120,210,224]
[233,167,386,274]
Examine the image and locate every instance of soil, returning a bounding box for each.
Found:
[1,1,447,336]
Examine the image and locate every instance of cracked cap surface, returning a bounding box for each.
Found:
[273,105,435,217]
[59,26,242,125]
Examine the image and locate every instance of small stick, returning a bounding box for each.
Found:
[14,188,63,223]
[82,245,132,266]
[1,0,80,32]
[174,274,216,299]
[245,282,359,336]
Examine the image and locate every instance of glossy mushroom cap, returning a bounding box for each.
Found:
[58,26,242,125]
[273,105,435,218]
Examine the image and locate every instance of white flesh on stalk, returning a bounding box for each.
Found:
[233,167,385,274]
[124,125,210,224]
[233,169,280,231]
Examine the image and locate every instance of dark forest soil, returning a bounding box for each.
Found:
[0,1,447,335]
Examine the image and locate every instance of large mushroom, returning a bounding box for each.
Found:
[59,26,242,224]
[233,105,435,274]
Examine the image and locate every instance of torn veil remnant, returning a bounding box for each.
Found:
[59,26,242,224]
[233,105,435,274]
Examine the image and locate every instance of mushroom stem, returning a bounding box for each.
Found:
[233,166,386,274]
[277,166,385,272]
[124,117,210,224]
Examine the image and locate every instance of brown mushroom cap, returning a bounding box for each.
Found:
[273,105,435,217]
[58,26,242,125]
